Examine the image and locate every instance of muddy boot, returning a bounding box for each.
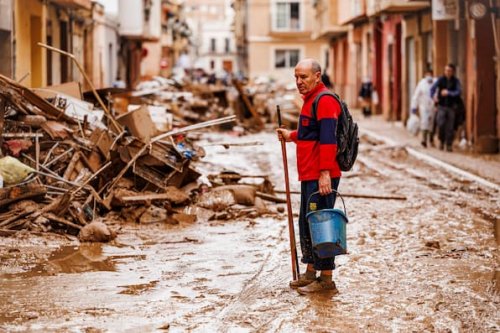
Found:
[289,271,316,289]
[297,277,338,295]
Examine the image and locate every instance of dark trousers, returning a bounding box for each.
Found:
[298,178,340,271]
[436,106,455,146]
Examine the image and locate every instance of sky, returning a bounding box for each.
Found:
[95,0,118,14]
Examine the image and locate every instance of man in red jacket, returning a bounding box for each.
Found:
[276,58,341,294]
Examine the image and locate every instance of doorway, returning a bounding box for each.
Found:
[406,37,416,116]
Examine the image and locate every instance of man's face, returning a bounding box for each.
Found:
[444,66,454,79]
[295,63,320,95]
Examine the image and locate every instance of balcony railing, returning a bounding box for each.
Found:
[338,0,367,25]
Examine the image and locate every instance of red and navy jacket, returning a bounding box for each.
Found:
[290,83,342,181]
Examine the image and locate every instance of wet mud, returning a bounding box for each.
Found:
[0,130,499,332]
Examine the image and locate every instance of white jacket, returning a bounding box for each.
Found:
[411,77,436,130]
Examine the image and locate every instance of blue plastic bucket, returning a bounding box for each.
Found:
[306,191,348,258]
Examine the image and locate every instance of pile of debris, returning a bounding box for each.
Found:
[0,74,280,241]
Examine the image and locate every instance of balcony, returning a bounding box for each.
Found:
[367,0,430,17]
[312,0,348,39]
[119,0,161,41]
[338,0,367,25]
[50,0,92,10]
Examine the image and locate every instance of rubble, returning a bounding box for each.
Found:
[0,73,284,241]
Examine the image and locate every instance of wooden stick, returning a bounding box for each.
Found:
[63,152,81,180]
[44,147,74,168]
[274,190,407,201]
[277,105,299,281]
[43,142,59,165]
[232,79,263,128]
[201,141,264,147]
[0,97,5,158]
[45,213,82,230]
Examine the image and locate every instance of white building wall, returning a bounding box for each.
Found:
[187,0,238,75]
[118,0,160,39]
[104,16,119,86]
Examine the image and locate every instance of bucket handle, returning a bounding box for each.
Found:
[307,189,347,217]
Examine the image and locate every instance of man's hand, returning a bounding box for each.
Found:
[318,170,331,196]
[276,128,291,142]
[441,89,449,97]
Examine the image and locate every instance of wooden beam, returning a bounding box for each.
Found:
[232,79,264,128]
[0,97,5,157]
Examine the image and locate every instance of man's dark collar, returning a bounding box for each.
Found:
[302,82,326,100]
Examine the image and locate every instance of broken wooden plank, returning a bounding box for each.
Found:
[63,152,81,180]
[0,229,17,236]
[119,190,189,206]
[105,115,236,196]
[0,183,47,209]
[0,73,76,123]
[232,78,263,128]
[18,115,47,127]
[45,213,82,230]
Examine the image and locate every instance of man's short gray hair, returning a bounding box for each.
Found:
[311,61,321,74]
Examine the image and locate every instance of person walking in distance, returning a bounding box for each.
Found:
[411,69,436,148]
[430,64,462,151]
[358,77,373,117]
[276,59,342,294]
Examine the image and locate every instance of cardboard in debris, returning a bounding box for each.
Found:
[116,105,158,143]
[56,94,104,125]
[33,82,82,100]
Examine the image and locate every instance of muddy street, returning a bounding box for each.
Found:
[1,129,499,332]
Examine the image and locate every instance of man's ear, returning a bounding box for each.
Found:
[315,71,321,83]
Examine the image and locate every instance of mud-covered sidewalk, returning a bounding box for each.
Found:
[1,128,499,332]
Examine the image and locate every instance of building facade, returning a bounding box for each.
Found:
[118,0,162,88]
[245,0,328,83]
[312,0,499,153]
[185,0,238,76]
[0,0,13,78]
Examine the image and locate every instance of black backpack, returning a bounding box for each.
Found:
[311,91,359,171]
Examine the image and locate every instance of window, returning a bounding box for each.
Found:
[210,38,216,53]
[274,1,301,31]
[275,49,300,69]
[225,38,230,53]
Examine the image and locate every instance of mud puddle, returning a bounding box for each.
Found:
[1,244,148,278]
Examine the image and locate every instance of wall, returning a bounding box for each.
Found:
[248,41,324,83]
[46,6,62,85]
[468,1,497,153]
[0,0,13,77]
[141,41,162,77]
[104,16,119,86]
[246,0,327,82]
[15,0,47,87]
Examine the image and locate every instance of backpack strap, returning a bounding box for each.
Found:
[311,91,341,120]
